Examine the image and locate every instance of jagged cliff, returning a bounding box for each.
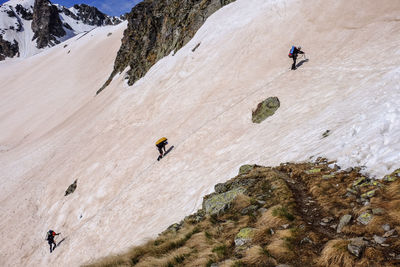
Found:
[97,0,236,94]
[31,0,66,49]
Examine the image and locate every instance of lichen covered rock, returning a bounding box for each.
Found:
[203,187,245,215]
[251,97,280,123]
[234,227,256,246]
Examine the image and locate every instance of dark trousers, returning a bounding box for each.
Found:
[48,240,56,253]
[291,56,297,70]
[157,144,166,155]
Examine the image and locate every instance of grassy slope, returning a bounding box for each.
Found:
[85,159,400,266]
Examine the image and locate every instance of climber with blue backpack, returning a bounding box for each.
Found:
[288,45,305,70]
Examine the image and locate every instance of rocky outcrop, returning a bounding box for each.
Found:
[97,0,236,94]
[31,0,66,49]
[15,4,33,20]
[0,35,19,60]
[0,0,121,60]
[71,4,120,26]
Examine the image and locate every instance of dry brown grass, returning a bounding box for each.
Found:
[241,245,276,266]
[135,247,191,267]
[255,205,288,230]
[231,193,251,211]
[266,239,292,261]
[316,239,354,267]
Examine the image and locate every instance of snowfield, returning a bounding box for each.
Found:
[0,0,399,266]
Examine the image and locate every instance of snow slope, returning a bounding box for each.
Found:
[0,0,399,265]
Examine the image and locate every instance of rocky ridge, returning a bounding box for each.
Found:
[97,0,236,94]
[0,0,122,60]
[87,160,400,266]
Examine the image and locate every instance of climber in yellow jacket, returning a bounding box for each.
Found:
[155,137,168,160]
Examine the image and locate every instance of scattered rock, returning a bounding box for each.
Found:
[203,187,246,215]
[361,190,376,199]
[344,167,354,173]
[353,177,366,187]
[372,208,385,215]
[281,224,289,229]
[337,214,352,233]
[357,211,373,225]
[346,188,358,195]
[380,243,390,247]
[107,32,112,37]
[321,217,334,223]
[234,228,256,246]
[258,208,267,214]
[241,205,257,215]
[322,130,331,138]
[382,224,391,232]
[373,235,386,244]
[347,237,368,257]
[65,179,77,196]
[251,97,280,123]
[300,237,313,244]
[322,174,335,180]
[306,168,321,174]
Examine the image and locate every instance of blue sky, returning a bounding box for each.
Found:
[0,0,141,16]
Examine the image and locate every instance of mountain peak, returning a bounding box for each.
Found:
[0,0,123,60]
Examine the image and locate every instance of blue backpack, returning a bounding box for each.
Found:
[288,46,295,58]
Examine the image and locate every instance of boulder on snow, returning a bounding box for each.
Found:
[252,97,280,123]
[65,179,78,196]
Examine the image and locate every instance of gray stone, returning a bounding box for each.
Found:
[258,208,267,214]
[357,211,373,225]
[241,205,258,215]
[322,217,334,223]
[210,264,219,267]
[257,200,266,205]
[345,167,354,173]
[382,224,391,231]
[380,243,390,247]
[300,237,313,244]
[347,237,368,257]
[234,228,256,247]
[337,214,352,233]
[282,224,290,229]
[373,235,386,244]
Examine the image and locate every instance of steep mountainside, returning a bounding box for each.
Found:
[0,0,399,266]
[98,0,236,94]
[0,0,122,59]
